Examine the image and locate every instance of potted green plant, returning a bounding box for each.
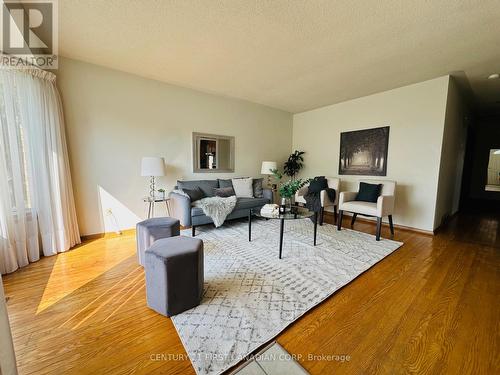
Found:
[271,169,310,212]
[157,188,166,200]
[284,150,305,181]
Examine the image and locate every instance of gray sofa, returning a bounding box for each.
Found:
[169,179,272,236]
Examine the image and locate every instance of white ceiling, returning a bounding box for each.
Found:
[58,0,500,113]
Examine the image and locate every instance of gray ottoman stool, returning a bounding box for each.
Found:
[136,217,180,266]
[145,236,204,316]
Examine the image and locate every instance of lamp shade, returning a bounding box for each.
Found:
[141,157,165,176]
[261,161,277,175]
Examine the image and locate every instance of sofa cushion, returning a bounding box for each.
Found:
[178,180,219,197]
[191,206,205,217]
[341,201,377,216]
[191,197,269,217]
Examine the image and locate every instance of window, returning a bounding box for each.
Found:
[0,82,32,210]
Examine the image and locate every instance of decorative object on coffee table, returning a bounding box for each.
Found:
[279,198,288,214]
[141,157,165,198]
[271,169,310,213]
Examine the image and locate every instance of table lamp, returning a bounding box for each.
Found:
[261,161,277,187]
[141,157,165,198]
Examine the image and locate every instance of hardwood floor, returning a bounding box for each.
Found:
[3,213,499,374]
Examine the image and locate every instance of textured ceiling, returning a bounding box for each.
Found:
[58,0,500,113]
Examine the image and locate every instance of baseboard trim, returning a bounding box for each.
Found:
[81,225,191,242]
[323,211,434,236]
[433,211,459,235]
[81,228,136,242]
[80,214,434,241]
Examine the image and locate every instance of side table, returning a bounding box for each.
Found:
[143,197,171,218]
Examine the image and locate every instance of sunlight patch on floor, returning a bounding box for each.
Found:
[36,235,136,314]
[66,267,144,330]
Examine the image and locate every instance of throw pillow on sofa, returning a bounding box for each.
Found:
[217,179,233,189]
[177,180,218,197]
[356,182,382,203]
[182,187,204,202]
[252,178,264,198]
[214,187,235,197]
[232,177,254,198]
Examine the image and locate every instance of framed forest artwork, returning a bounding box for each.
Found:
[339,126,390,176]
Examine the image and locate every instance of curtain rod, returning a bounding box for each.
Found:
[0,53,57,82]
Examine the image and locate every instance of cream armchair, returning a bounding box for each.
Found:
[295,177,340,225]
[337,180,396,240]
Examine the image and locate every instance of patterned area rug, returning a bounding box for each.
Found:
[173,219,403,375]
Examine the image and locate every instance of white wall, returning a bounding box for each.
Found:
[57,58,292,236]
[293,76,450,232]
[486,150,500,186]
[434,77,469,228]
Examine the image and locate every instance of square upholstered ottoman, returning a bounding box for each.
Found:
[144,236,204,316]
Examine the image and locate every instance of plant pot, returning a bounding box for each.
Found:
[280,197,292,213]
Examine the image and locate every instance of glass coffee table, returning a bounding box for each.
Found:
[248,206,318,259]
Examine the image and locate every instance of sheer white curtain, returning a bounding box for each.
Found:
[0,65,80,274]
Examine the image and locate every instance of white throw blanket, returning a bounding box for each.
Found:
[193,196,237,227]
